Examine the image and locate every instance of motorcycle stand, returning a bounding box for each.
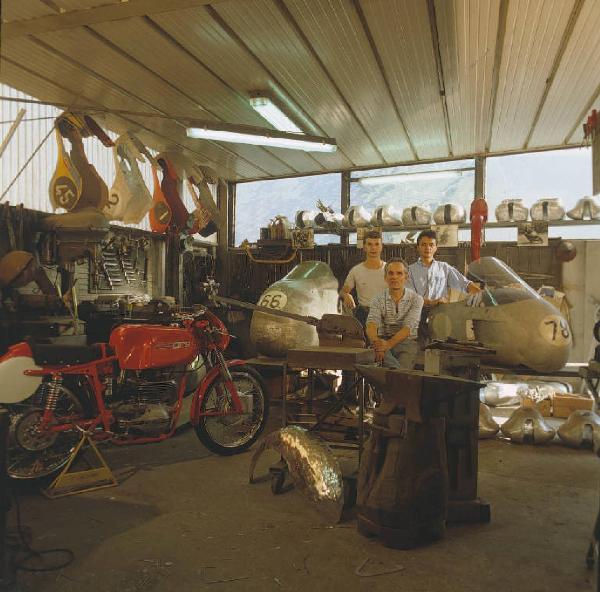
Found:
[43,433,118,499]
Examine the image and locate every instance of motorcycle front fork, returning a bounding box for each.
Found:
[207,351,244,414]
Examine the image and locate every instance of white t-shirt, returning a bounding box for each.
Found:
[344,261,386,307]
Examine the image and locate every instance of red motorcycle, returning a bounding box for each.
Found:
[0,308,269,479]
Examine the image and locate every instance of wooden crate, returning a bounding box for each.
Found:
[552,393,593,418]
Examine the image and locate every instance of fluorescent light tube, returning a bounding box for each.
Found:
[186,122,337,153]
[358,170,464,186]
[249,96,302,133]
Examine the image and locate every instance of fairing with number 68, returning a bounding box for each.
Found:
[250,261,339,357]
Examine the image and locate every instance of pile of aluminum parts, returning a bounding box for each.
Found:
[557,410,600,451]
[343,205,372,227]
[530,197,565,221]
[501,407,555,444]
[495,198,529,222]
[402,205,431,226]
[295,210,317,228]
[479,402,500,439]
[249,425,344,524]
[371,204,403,226]
[433,203,466,224]
[480,382,527,406]
[314,211,344,229]
[566,195,600,220]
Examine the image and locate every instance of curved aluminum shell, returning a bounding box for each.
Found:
[501,407,555,444]
[343,205,371,227]
[314,211,344,229]
[295,210,317,228]
[249,425,344,524]
[495,198,529,222]
[371,204,403,226]
[479,402,500,439]
[557,410,600,449]
[566,196,600,220]
[250,261,339,357]
[480,382,527,406]
[402,205,431,226]
[530,197,565,221]
[433,203,466,224]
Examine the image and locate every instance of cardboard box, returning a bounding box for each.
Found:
[552,393,593,418]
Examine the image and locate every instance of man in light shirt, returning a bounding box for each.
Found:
[366,259,423,370]
[341,230,387,326]
[408,229,481,307]
[408,229,481,345]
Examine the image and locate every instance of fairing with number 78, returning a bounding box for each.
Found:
[428,257,572,372]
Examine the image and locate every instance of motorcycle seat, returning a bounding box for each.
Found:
[28,341,104,366]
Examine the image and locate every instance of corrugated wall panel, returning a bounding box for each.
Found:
[436,0,500,155]
[530,0,600,147]
[285,0,413,163]
[491,0,575,152]
[214,0,384,167]
[362,0,449,160]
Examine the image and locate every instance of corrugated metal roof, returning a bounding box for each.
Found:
[1,0,599,181]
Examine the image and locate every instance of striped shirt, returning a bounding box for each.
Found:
[366,288,423,340]
[408,259,470,301]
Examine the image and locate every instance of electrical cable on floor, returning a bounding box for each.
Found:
[6,489,74,573]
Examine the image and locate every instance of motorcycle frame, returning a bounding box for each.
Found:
[21,321,248,445]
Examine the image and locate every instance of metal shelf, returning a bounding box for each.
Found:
[313,219,600,234]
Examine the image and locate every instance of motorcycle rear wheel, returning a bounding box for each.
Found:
[7,383,85,480]
[195,365,269,455]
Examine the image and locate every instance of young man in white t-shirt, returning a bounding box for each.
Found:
[341,230,387,326]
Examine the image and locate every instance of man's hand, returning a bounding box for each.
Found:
[424,298,446,307]
[370,337,391,362]
[467,282,482,294]
[342,292,356,309]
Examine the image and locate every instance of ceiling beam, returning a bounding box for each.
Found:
[426,0,453,157]
[523,0,585,149]
[2,0,227,40]
[352,0,418,160]
[485,0,509,152]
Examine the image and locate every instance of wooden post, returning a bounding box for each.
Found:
[341,171,350,246]
[216,181,230,294]
[593,126,600,194]
[474,156,486,198]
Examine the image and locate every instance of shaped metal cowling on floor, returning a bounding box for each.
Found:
[249,426,344,524]
[500,407,555,444]
[478,403,500,439]
[557,410,600,452]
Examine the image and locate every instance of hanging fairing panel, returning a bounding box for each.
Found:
[435,0,500,155]
[490,0,575,151]
[285,0,413,164]
[531,0,600,147]
[361,0,449,159]
[214,0,383,167]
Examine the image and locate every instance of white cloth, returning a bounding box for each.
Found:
[343,262,386,307]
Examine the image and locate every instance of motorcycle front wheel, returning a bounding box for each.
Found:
[195,365,269,455]
[6,383,85,479]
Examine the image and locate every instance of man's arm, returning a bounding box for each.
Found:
[365,295,386,361]
[341,268,357,309]
[445,263,481,295]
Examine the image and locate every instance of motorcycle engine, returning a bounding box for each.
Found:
[110,376,178,436]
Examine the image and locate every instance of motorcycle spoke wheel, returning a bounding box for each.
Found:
[8,385,84,480]
[196,367,269,455]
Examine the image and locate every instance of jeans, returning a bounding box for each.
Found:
[382,340,419,370]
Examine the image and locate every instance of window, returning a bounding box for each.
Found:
[350,160,475,243]
[234,173,341,246]
[485,148,594,240]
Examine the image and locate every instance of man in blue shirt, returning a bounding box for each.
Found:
[408,229,481,345]
[408,229,481,307]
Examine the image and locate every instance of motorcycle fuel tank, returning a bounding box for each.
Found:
[110,324,200,370]
[250,261,339,358]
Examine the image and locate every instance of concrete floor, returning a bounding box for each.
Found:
[5,412,600,592]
